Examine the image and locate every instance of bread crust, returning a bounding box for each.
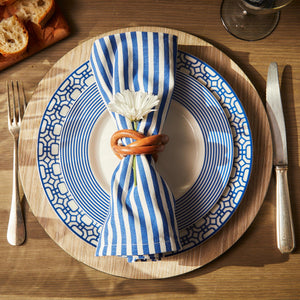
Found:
[37,0,55,28]
[0,0,16,6]
[6,0,55,28]
[0,15,28,58]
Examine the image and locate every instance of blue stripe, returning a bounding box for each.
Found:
[108,161,122,255]
[99,38,113,76]
[109,34,117,54]
[91,45,111,103]
[142,32,149,93]
[108,35,120,95]
[143,33,160,134]
[136,156,160,253]
[97,162,122,256]
[120,33,129,90]
[133,184,149,254]
[153,33,172,135]
[115,158,132,254]
[152,32,159,95]
[130,32,140,91]
[161,179,181,250]
[148,159,172,246]
[163,33,171,105]
[172,35,178,70]
[126,173,138,255]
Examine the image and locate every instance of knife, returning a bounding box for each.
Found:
[266,62,295,254]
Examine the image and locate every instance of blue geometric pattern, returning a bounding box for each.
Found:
[37,63,101,246]
[37,50,252,254]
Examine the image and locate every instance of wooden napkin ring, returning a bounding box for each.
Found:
[111,129,169,161]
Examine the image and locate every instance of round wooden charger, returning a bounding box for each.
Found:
[19,27,273,279]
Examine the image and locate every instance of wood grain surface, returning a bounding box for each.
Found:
[0,0,299,298]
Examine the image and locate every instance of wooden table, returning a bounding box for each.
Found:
[0,0,299,298]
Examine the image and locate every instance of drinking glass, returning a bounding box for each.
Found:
[220,0,294,41]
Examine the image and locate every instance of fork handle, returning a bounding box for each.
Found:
[7,137,26,246]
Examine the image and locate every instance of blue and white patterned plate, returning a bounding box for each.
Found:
[60,71,233,232]
[37,50,252,253]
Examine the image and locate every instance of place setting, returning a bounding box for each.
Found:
[18,27,273,279]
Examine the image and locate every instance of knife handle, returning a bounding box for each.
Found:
[275,166,295,253]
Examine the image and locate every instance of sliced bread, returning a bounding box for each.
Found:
[9,0,55,28]
[0,15,28,57]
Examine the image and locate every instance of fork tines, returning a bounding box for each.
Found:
[7,81,27,126]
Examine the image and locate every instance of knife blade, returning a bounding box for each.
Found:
[266,62,295,254]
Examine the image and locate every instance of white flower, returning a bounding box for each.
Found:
[108,90,160,122]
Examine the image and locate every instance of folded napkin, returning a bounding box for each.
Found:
[90,31,181,261]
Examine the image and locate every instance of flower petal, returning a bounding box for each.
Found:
[108,90,160,122]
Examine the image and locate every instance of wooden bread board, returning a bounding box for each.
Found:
[19,27,273,279]
[0,2,70,71]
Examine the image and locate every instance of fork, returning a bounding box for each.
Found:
[6,81,26,246]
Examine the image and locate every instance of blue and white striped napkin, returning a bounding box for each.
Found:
[90,31,181,261]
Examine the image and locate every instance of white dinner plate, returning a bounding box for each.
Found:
[37,50,252,254]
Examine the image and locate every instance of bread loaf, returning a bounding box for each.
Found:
[0,15,28,57]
